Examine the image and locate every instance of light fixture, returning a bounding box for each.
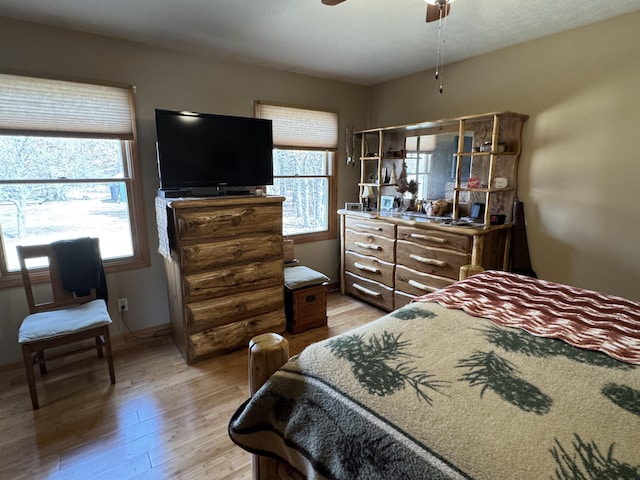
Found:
[424,0,455,94]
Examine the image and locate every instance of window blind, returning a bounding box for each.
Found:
[255,102,338,149]
[0,73,135,139]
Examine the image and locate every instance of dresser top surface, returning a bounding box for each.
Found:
[339,209,511,235]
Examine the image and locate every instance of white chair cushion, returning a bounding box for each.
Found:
[18,299,112,344]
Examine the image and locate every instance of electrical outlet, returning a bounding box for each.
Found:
[118,297,128,312]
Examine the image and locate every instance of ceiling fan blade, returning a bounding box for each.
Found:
[322,0,347,5]
[426,3,450,23]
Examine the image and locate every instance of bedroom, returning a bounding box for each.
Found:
[0,0,639,478]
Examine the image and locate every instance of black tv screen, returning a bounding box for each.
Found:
[155,109,273,194]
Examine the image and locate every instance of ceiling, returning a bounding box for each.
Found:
[1,0,639,86]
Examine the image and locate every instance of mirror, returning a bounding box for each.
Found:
[404,131,473,203]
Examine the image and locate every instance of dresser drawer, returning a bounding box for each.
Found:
[344,251,394,288]
[395,265,456,296]
[175,204,282,241]
[344,271,394,311]
[345,229,396,263]
[181,234,282,272]
[396,239,470,280]
[183,258,283,303]
[397,226,471,253]
[188,309,285,361]
[345,216,395,238]
[394,290,416,310]
[185,285,284,332]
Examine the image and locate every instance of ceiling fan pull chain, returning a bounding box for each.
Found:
[440,12,448,93]
[435,5,448,93]
[435,22,441,79]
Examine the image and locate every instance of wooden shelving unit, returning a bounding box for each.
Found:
[355,111,528,224]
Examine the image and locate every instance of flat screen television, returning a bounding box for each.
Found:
[155,108,273,196]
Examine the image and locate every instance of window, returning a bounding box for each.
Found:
[0,73,149,287]
[255,102,338,242]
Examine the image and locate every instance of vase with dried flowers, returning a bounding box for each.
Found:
[395,161,419,211]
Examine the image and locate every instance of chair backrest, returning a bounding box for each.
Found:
[17,244,97,314]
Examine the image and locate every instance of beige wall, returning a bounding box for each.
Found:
[0,17,366,365]
[367,11,640,301]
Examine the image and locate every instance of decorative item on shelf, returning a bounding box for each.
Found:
[467,177,480,188]
[361,186,375,211]
[490,214,506,225]
[396,161,419,211]
[382,167,390,184]
[396,178,418,195]
[492,177,508,189]
[480,141,506,152]
[380,195,395,211]
[390,163,398,184]
[425,201,433,216]
[470,202,485,220]
[431,199,450,216]
[345,125,355,166]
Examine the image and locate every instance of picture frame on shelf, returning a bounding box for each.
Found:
[380,196,395,211]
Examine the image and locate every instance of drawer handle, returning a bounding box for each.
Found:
[355,223,384,232]
[353,262,381,274]
[354,241,382,251]
[410,233,447,244]
[352,283,382,297]
[408,279,438,292]
[409,254,447,267]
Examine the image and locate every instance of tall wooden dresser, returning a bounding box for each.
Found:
[156,195,286,364]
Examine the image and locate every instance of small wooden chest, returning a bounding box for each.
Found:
[285,283,328,334]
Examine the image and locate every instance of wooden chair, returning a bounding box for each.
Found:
[17,242,115,410]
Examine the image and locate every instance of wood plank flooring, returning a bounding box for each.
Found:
[0,293,383,480]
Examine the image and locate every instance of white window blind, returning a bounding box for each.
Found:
[255,102,338,149]
[0,73,135,139]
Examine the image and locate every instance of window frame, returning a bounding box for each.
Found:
[255,101,338,244]
[0,72,149,288]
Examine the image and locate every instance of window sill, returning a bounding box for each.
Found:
[0,254,150,290]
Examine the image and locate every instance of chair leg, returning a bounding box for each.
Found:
[22,345,39,410]
[95,335,104,359]
[103,328,116,385]
[37,350,47,375]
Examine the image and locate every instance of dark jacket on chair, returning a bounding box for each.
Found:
[51,237,108,302]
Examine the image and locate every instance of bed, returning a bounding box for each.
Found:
[228,270,640,480]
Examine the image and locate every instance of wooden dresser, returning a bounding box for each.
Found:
[156,195,286,363]
[340,211,510,311]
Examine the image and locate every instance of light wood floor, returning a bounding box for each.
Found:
[0,293,383,480]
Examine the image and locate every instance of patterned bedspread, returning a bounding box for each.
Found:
[229,272,640,480]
